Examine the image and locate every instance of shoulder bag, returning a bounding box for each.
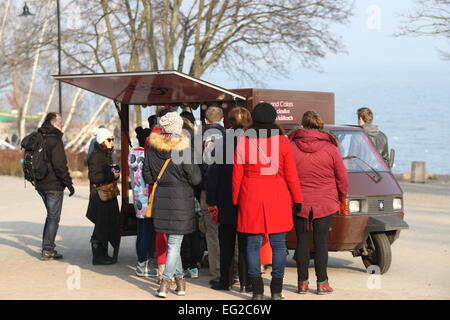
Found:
[145,158,171,218]
[95,182,120,202]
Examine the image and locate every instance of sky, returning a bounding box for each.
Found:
[202,0,450,174]
[204,0,450,87]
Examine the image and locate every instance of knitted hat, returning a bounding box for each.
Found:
[96,128,113,144]
[159,111,184,135]
[252,102,277,124]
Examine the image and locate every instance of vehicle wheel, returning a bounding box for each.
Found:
[361,233,392,274]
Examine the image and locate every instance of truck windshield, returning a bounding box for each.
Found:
[331,130,389,173]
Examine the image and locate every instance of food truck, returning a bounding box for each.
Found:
[54,70,408,274]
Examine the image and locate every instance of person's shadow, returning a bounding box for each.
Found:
[0,220,251,299]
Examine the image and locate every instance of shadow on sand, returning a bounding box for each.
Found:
[0,221,366,299]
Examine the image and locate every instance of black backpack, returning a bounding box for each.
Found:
[20,132,49,186]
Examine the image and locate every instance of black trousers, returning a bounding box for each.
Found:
[294,213,333,283]
[181,218,204,269]
[218,224,249,287]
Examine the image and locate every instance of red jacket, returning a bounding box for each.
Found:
[232,134,303,234]
[290,129,348,220]
[144,127,162,151]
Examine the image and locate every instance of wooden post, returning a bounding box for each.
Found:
[411,161,426,183]
[114,103,130,260]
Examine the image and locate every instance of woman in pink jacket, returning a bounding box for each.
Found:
[290,111,348,295]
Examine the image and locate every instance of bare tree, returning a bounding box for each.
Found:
[18,2,54,140]
[0,1,58,140]
[62,0,353,80]
[1,0,354,151]
[396,0,450,59]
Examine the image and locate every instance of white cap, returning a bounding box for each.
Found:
[96,128,113,144]
[92,126,103,137]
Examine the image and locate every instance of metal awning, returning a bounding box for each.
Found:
[53,70,246,105]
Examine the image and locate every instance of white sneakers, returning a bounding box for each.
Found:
[184,267,199,279]
[136,260,159,277]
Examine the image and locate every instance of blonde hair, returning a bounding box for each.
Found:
[205,106,223,123]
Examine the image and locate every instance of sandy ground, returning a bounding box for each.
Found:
[0,176,449,300]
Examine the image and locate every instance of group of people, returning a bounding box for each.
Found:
[32,104,389,300]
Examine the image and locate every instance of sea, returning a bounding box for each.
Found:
[206,63,450,175]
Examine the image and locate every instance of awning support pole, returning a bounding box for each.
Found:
[113,102,132,260]
[114,100,132,148]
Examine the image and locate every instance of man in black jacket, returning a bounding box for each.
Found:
[357,107,390,165]
[35,112,75,260]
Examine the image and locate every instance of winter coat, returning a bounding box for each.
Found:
[143,132,202,235]
[290,129,348,220]
[232,126,303,234]
[362,124,389,165]
[128,147,149,219]
[35,123,73,192]
[200,123,226,190]
[86,142,119,248]
[206,132,240,225]
[87,142,117,187]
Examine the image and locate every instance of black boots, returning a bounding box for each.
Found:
[250,277,264,300]
[270,277,284,300]
[91,240,115,265]
[249,277,284,300]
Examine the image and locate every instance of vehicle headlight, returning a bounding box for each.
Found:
[349,200,361,213]
[393,198,403,211]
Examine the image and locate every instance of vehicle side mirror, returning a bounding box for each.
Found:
[389,149,395,169]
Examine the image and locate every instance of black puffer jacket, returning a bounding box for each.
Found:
[35,123,73,192]
[143,132,202,235]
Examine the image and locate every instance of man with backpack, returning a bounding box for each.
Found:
[22,112,75,260]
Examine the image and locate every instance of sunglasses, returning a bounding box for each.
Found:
[106,138,114,142]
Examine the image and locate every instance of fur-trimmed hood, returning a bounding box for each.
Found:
[148,132,190,158]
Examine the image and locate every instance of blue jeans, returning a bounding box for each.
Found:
[162,234,184,281]
[38,191,64,252]
[246,232,287,279]
[136,218,154,263]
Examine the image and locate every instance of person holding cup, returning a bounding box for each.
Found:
[86,128,120,265]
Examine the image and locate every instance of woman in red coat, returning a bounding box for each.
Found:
[290,111,348,295]
[232,103,303,300]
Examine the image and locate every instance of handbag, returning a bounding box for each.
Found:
[145,158,171,218]
[95,182,120,202]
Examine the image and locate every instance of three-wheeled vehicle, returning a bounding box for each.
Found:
[54,70,408,274]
